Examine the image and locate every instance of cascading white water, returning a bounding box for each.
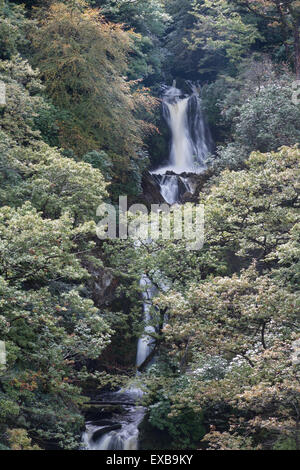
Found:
[136,277,156,368]
[167,96,194,171]
[83,405,145,451]
[158,175,193,205]
[83,81,213,451]
[82,386,145,451]
[158,175,180,205]
[153,83,212,205]
[82,278,156,452]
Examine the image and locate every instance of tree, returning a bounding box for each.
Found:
[126,146,300,450]
[0,56,59,145]
[95,0,169,37]
[205,58,300,170]
[234,0,300,77]
[31,2,157,157]
[0,203,112,449]
[164,0,210,79]
[10,143,108,224]
[0,2,31,60]
[187,0,260,70]
[0,8,115,447]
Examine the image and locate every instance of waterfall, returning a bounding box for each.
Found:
[166,95,194,171]
[158,175,180,205]
[136,277,156,368]
[153,83,212,205]
[82,404,145,451]
[82,278,156,451]
[82,81,213,451]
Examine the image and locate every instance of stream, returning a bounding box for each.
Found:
[82,82,212,451]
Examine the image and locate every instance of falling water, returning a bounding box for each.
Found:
[153,83,212,204]
[166,94,194,171]
[83,405,145,451]
[82,278,156,451]
[83,81,212,451]
[136,277,156,368]
[82,385,146,451]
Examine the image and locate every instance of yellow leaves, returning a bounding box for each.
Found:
[8,429,41,451]
[30,1,153,159]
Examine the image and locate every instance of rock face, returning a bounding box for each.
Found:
[140,169,213,206]
[88,265,118,307]
[140,171,165,207]
[181,191,194,204]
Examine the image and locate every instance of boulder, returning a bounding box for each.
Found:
[181,191,194,204]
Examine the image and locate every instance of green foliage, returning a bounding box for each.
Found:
[82,150,113,180]
[188,0,260,67]
[233,0,300,76]
[233,83,300,152]
[27,2,158,199]
[1,0,300,452]
[0,56,57,145]
[12,144,108,223]
[96,0,169,37]
[0,2,31,60]
[93,1,170,82]
[206,59,300,170]
[0,4,115,449]
[105,145,299,450]
[31,2,157,157]
[221,61,300,153]
[8,428,41,450]
[149,394,205,449]
[147,146,300,450]
[164,0,204,79]
[0,204,112,448]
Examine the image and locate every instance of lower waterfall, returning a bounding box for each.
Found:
[154,174,193,205]
[82,278,156,451]
[83,401,145,450]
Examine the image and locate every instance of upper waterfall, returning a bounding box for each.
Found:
[154,84,213,175]
[164,89,193,170]
[151,82,213,205]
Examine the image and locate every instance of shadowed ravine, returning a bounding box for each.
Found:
[82,83,212,451]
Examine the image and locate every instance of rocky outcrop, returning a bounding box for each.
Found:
[177,168,214,203]
[140,171,165,207]
[88,265,118,307]
[138,167,214,207]
[86,420,119,427]
[181,191,194,204]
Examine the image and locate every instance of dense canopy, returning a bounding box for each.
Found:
[0,0,299,452]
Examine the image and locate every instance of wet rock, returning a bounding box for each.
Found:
[87,266,118,307]
[140,171,165,207]
[83,406,115,421]
[92,425,122,442]
[86,420,117,427]
[181,191,194,204]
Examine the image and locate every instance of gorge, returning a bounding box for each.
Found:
[82,82,213,451]
[1,0,299,453]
